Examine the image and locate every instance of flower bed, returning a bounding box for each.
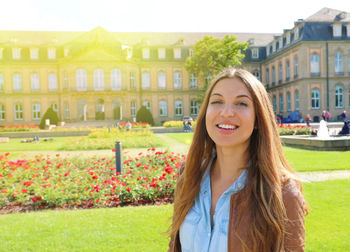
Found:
[278,124,312,135]
[163,121,197,128]
[0,150,185,213]
[0,125,40,132]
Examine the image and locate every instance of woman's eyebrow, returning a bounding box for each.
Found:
[210,93,223,97]
[236,94,252,100]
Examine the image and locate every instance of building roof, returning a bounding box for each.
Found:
[305,7,350,22]
[0,28,277,47]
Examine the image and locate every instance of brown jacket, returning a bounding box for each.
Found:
[169,179,305,252]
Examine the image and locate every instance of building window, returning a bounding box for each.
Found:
[286,60,290,80]
[347,25,350,37]
[252,48,259,59]
[158,48,165,59]
[12,48,21,59]
[175,100,183,116]
[205,73,212,86]
[64,48,69,57]
[348,53,350,73]
[0,74,4,92]
[143,101,151,111]
[0,104,5,120]
[294,56,299,78]
[272,67,276,85]
[266,69,270,86]
[48,48,56,59]
[279,93,284,113]
[0,48,3,59]
[94,69,104,91]
[311,89,320,109]
[333,24,342,37]
[51,103,58,114]
[142,72,150,90]
[13,73,22,91]
[31,73,40,91]
[30,48,39,59]
[173,71,182,89]
[286,33,290,44]
[189,74,197,89]
[159,101,167,116]
[131,101,136,117]
[130,72,136,89]
[273,95,277,113]
[310,54,320,76]
[174,48,181,59]
[278,63,282,83]
[335,86,344,108]
[64,103,70,120]
[14,104,23,120]
[48,73,57,91]
[32,103,41,120]
[287,92,291,112]
[295,28,299,40]
[76,69,87,91]
[190,100,198,116]
[335,52,343,75]
[63,72,68,89]
[295,90,299,110]
[111,69,122,91]
[253,70,260,80]
[189,49,194,57]
[158,72,166,89]
[142,48,150,59]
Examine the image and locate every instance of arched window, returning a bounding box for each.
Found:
[310,54,320,75]
[158,72,166,89]
[94,69,104,91]
[335,52,343,74]
[294,90,299,110]
[272,95,277,113]
[76,69,87,91]
[287,92,291,111]
[311,89,320,109]
[173,71,182,89]
[142,72,150,90]
[335,86,344,108]
[286,60,290,80]
[174,100,183,116]
[294,56,298,78]
[143,101,151,111]
[111,69,122,90]
[159,101,167,116]
[279,93,284,113]
[190,100,198,116]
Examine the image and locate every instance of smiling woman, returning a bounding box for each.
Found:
[169,68,308,252]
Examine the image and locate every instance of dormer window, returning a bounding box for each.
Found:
[30,48,39,59]
[12,48,21,59]
[158,48,165,59]
[48,48,56,59]
[266,46,270,56]
[64,48,69,57]
[333,24,342,37]
[272,43,276,53]
[286,34,290,45]
[295,28,299,40]
[142,48,150,59]
[279,38,283,49]
[126,47,133,59]
[347,24,350,37]
[174,48,181,59]
[252,48,259,59]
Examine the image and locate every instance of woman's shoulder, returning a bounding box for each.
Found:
[281,178,304,204]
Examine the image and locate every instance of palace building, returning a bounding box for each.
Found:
[0,7,349,125]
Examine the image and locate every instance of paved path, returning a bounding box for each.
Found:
[298,170,350,182]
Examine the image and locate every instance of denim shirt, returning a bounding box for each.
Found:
[179,156,248,252]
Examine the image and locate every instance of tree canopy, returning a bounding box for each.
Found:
[185,35,248,96]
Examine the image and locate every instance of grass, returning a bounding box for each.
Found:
[0,179,349,251]
[165,133,350,172]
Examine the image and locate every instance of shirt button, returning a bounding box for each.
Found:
[237,182,242,189]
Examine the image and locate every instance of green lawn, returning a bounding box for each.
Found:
[0,179,349,251]
[0,137,72,151]
[165,133,350,172]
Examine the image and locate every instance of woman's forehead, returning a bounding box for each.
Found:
[210,78,251,97]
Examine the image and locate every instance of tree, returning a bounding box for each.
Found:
[185,35,248,102]
[39,107,59,129]
[136,106,154,125]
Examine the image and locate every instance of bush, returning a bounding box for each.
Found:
[39,108,59,129]
[136,106,154,126]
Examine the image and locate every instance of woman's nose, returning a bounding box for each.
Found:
[220,104,235,117]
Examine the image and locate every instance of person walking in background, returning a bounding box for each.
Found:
[325,111,331,122]
[341,111,347,121]
[322,110,326,120]
[305,114,311,127]
[125,121,132,131]
[169,68,307,252]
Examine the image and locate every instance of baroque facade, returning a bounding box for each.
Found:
[0,7,349,125]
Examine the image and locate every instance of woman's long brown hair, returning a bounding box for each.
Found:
[170,68,305,251]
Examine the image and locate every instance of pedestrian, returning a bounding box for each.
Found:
[322,110,326,120]
[125,121,132,131]
[341,110,347,121]
[305,114,311,127]
[325,111,331,122]
[168,68,307,252]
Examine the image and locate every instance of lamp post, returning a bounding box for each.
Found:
[115,141,122,174]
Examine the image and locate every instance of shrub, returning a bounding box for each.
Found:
[136,106,154,126]
[39,108,59,129]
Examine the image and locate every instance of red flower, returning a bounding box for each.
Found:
[92,175,98,180]
[23,181,34,186]
[21,189,28,193]
[64,172,70,177]
[127,187,131,192]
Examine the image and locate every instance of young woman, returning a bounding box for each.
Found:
[169,68,307,252]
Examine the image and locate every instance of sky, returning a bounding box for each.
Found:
[0,0,349,33]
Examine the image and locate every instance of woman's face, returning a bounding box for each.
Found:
[205,77,256,151]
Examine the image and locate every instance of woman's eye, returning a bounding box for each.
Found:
[237,102,248,107]
[210,100,223,104]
